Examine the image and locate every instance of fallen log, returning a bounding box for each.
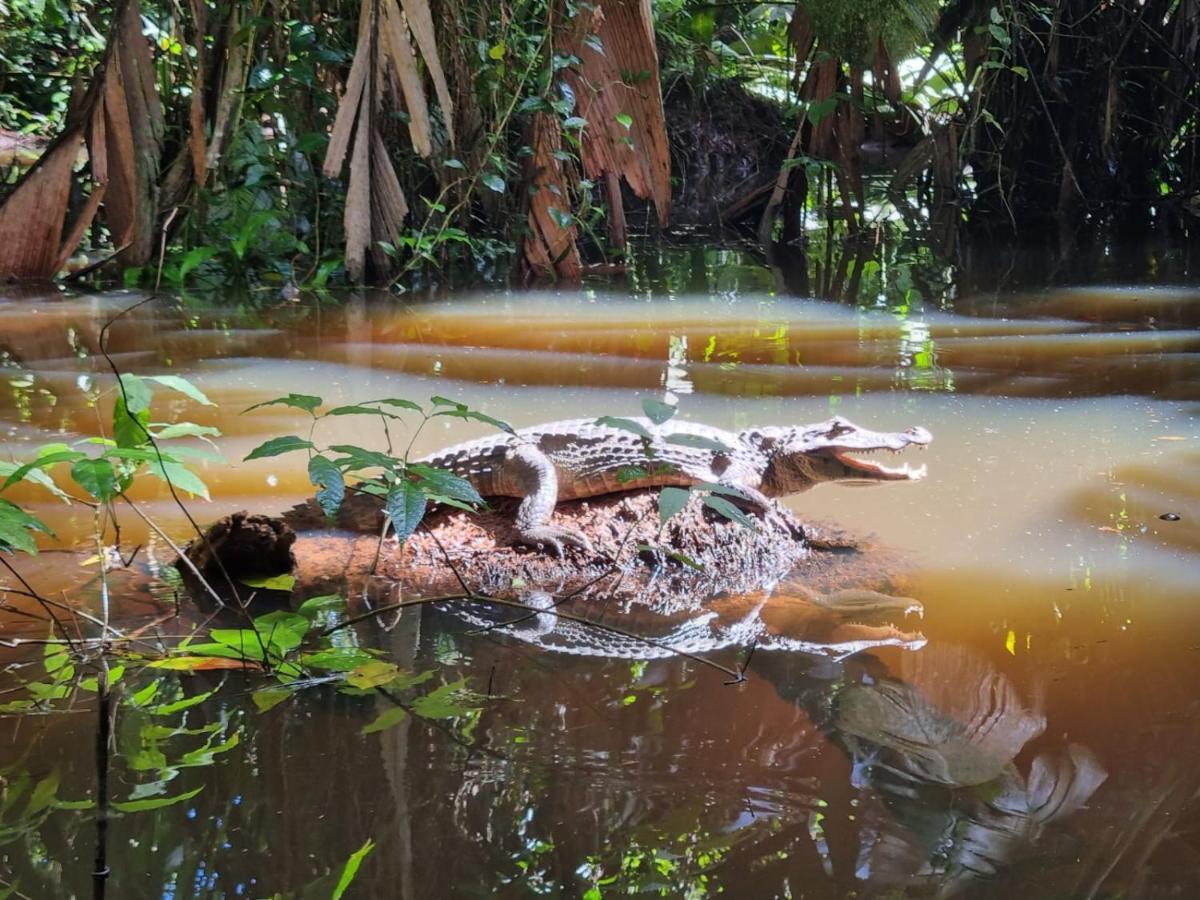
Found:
[182,490,925,658]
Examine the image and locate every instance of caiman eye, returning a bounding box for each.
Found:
[826,421,854,439]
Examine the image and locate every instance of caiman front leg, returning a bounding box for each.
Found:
[508,443,594,557]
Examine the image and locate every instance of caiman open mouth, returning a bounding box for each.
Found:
[828,429,931,481]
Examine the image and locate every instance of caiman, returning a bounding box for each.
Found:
[418,415,932,554]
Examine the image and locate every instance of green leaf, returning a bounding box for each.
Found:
[693,481,753,502]
[665,432,732,453]
[151,423,221,440]
[0,498,52,554]
[112,787,203,813]
[146,460,210,500]
[487,42,505,60]
[242,393,323,414]
[146,375,213,406]
[641,398,675,425]
[346,661,401,689]
[386,480,427,544]
[412,678,477,719]
[658,487,691,525]
[118,374,152,414]
[481,173,506,193]
[616,466,648,484]
[563,116,587,128]
[113,395,150,449]
[702,495,757,530]
[324,405,399,419]
[369,397,423,413]
[667,549,704,571]
[444,158,466,170]
[594,416,652,440]
[302,647,376,672]
[177,246,218,281]
[807,97,837,125]
[0,459,70,501]
[244,435,315,461]
[252,688,291,712]
[408,464,484,507]
[1,449,86,492]
[615,112,633,129]
[70,458,118,501]
[296,593,347,620]
[361,707,407,735]
[332,839,376,900]
[240,573,297,591]
[432,407,516,435]
[328,446,401,473]
[309,455,345,519]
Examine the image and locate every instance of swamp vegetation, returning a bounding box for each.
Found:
[0,1,1199,898]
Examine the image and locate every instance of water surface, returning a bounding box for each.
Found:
[0,263,1198,897]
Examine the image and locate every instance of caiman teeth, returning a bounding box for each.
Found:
[835,450,928,480]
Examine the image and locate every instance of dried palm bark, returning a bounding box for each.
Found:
[563,0,671,225]
[521,112,582,282]
[0,0,161,281]
[323,0,453,281]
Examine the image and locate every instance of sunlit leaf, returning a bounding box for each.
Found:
[244,435,315,461]
[252,688,292,713]
[332,838,376,900]
[240,573,296,591]
[360,706,407,735]
[432,407,516,435]
[146,375,213,406]
[346,661,401,689]
[113,394,151,449]
[112,786,203,813]
[296,594,347,620]
[1,449,86,492]
[481,172,505,193]
[324,405,401,419]
[118,373,152,414]
[0,459,70,502]
[369,397,423,413]
[146,459,210,500]
[151,423,221,440]
[412,678,478,719]
[302,647,377,672]
[242,393,323,414]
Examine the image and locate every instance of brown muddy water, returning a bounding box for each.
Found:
[0,260,1198,897]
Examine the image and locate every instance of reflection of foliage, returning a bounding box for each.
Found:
[801,0,940,63]
[580,829,731,897]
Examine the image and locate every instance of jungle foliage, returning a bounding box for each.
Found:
[0,0,1197,289]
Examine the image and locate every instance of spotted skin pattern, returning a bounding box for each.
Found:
[418,416,932,556]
